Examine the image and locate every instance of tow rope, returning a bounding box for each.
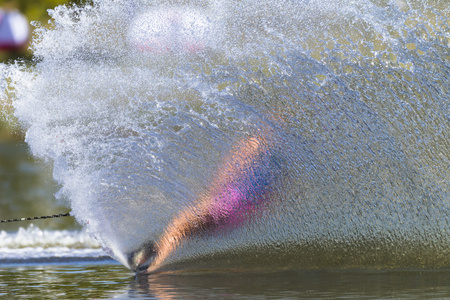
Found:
[0,213,71,223]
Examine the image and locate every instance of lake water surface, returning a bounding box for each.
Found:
[2,261,450,299]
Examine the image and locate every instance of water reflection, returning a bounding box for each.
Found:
[1,263,450,299]
[132,268,450,299]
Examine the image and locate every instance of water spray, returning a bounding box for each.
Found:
[1,0,448,271]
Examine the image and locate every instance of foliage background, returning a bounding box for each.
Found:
[1,0,83,139]
[1,0,83,23]
[0,1,82,229]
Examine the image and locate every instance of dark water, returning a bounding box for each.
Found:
[0,139,76,232]
[1,262,450,299]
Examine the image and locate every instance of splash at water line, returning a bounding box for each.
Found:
[2,0,449,272]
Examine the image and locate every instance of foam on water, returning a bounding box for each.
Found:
[0,224,106,263]
[1,0,449,271]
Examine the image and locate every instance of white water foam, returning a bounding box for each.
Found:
[0,224,107,263]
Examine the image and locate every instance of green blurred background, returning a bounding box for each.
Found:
[0,0,84,62]
[0,0,82,231]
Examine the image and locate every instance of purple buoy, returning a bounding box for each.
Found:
[0,9,30,51]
